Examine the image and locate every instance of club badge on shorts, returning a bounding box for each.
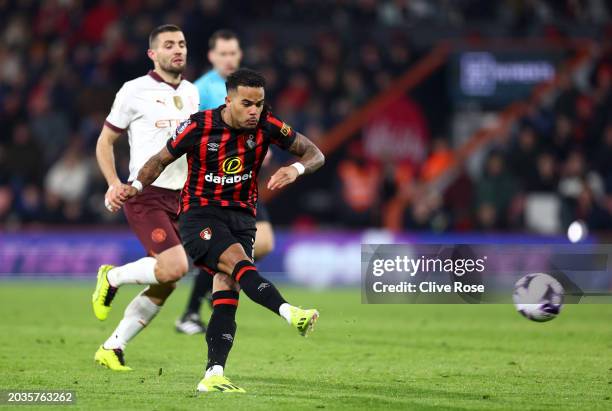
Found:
[151,228,167,243]
[173,95,184,110]
[200,227,212,240]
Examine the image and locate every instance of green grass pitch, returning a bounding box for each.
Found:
[0,281,611,410]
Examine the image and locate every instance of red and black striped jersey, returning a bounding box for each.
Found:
[166,105,297,215]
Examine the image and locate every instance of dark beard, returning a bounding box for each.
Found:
[159,62,185,75]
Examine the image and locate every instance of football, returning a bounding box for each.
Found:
[513,273,564,322]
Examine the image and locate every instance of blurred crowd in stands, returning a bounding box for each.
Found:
[335,46,612,233]
[0,0,610,234]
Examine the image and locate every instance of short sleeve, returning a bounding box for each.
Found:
[166,114,202,158]
[105,85,135,131]
[266,112,297,150]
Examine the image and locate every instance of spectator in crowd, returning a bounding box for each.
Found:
[507,126,539,190]
[4,123,44,186]
[335,143,382,227]
[43,140,92,223]
[475,151,518,230]
[0,185,15,224]
[420,138,454,182]
[527,151,558,192]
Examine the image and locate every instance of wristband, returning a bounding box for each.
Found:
[131,180,143,193]
[291,162,305,176]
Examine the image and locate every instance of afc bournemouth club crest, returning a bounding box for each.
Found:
[246,134,256,149]
[200,227,212,241]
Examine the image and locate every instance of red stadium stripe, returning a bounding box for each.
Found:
[212,298,239,307]
[234,265,256,282]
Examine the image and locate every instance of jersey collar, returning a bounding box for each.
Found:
[148,70,182,90]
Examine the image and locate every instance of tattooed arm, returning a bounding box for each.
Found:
[287,133,325,174]
[121,147,177,200]
[267,133,325,191]
[136,147,177,187]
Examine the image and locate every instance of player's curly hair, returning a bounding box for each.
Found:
[225,68,266,93]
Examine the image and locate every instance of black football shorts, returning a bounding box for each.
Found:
[179,205,256,272]
[255,201,271,223]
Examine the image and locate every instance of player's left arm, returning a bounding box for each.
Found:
[267,133,325,191]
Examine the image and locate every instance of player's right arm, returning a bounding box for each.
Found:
[96,125,127,211]
[97,84,137,211]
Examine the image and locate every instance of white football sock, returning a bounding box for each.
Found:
[205,365,224,378]
[103,290,161,350]
[107,257,158,287]
[279,303,293,324]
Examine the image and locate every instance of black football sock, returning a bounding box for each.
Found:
[232,260,287,315]
[205,290,239,370]
[184,269,214,317]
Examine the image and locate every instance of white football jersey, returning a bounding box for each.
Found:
[105,71,200,190]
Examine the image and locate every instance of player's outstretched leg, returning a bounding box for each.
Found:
[92,245,187,321]
[178,218,275,337]
[197,274,244,393]
[219,244,319,337]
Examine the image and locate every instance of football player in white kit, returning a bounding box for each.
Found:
[91,24,199,371]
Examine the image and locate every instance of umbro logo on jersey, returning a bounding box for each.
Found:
[207,143,219,152]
